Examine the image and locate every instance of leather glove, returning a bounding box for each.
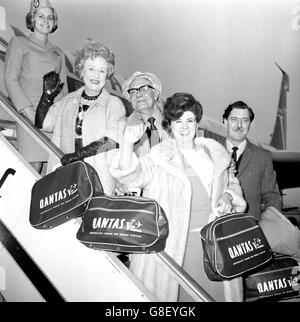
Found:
[43,71,64,102]
[61,137,119,166]
[35,71,64,128]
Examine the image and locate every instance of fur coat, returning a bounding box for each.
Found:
[110,137,247,301]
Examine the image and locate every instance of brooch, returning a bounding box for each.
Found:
[33,0,40,9]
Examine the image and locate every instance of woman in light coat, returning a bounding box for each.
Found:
[110,93,246,301]
[36,41,126,195]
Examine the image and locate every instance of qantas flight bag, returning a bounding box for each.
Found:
[200,213,273,281]
[30,161,103,229]
[76,195,169,253]
[244,254,300,302]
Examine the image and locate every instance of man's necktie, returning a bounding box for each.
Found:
[231,146,239,176]
[231,146,239,163]
[146,117,160,148]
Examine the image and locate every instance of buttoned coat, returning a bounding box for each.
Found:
[4,35,68,162]
[4,35,67,113]
[43,86,126,195]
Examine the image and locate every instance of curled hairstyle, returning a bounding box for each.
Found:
[162,92,203,133]
[26,8,58,33]
[74,41,115,80]
[222,100,255,123]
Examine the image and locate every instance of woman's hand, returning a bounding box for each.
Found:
[216,192,233,215]
[119,124,145,170]
[123,124,145,145]
[114,182,130,195]
[43,71,64,101]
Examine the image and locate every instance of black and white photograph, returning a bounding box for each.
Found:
[0,0,300,306]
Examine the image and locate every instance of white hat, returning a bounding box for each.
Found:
[122,71,162,100]
[30,0,53,12]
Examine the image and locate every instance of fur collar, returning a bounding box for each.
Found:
[150,137,230,176]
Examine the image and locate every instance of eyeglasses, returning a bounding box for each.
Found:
[127,84,155,97]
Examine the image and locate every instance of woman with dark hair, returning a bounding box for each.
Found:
[4,0,67,172]
[36,41,126,195]
[110,92,246,302]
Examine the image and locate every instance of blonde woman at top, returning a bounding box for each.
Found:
[4,0,68,172]
[110,93,247,302]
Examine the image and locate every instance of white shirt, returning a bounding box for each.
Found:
[226,138,247,161]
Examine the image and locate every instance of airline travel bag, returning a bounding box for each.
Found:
[244,254,300,302]
[76,195,169,253]
[29,161,103,229]
[200,213,273,281]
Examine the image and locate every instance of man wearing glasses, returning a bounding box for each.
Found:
[122,71,167,157]
[115,72,168,267]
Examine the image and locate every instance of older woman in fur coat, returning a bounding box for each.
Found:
[110,93,246,302]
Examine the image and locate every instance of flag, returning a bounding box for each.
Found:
[270,63,289,150]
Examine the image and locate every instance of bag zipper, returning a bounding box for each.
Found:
[216,224,260,241]
[207,213,255,240]
[88,207,154,215]
[248,266,297,277]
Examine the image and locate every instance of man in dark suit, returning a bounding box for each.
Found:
[222,101,282,220]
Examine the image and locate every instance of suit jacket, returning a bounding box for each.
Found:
[222,138,282,220]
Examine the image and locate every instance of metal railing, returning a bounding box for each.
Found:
[0,90,215,302]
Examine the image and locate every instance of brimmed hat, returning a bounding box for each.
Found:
[30,0,53,12]
[122,71,162,100]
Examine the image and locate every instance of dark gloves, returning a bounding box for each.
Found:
[35,71,64,128]
[61,137,119,166]
[43,70,64,102]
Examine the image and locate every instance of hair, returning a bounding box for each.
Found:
[222,100,255,123]
[74,41,115,80]
[25,8,58,33]
[162,92,203,132]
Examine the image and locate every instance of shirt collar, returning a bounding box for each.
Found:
[226,138,247,156]
[138,104,162,125]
